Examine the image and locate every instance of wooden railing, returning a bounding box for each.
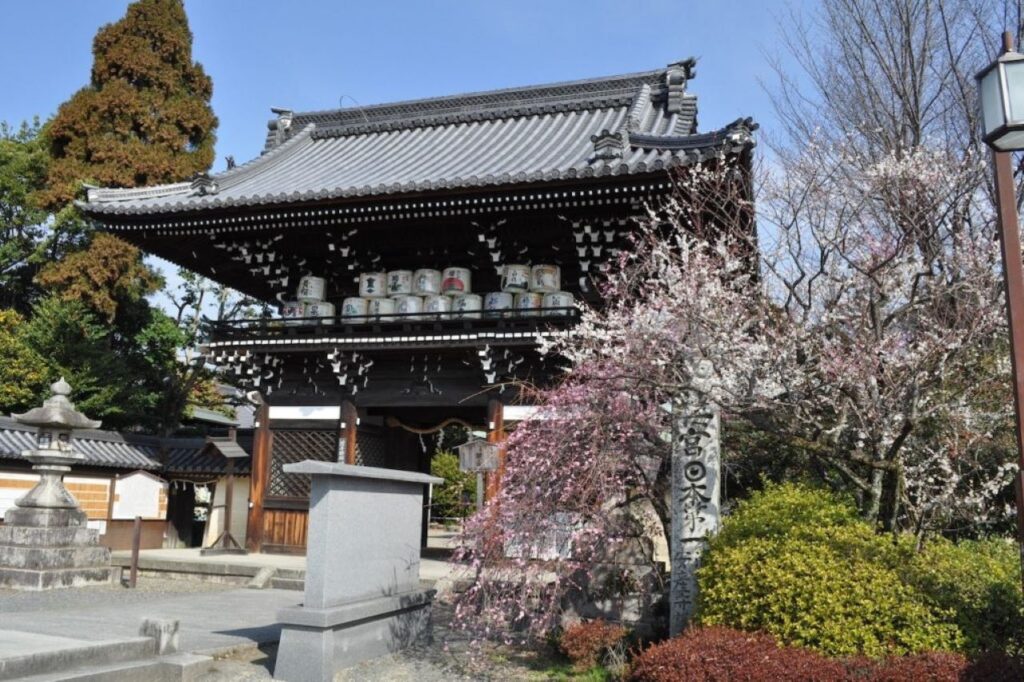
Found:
[205,307,580,343]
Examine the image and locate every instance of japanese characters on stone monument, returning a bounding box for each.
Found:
[669,397,721,635]
[0,379,114,590]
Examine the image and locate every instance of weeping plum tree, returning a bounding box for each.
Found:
[450,160,774,643]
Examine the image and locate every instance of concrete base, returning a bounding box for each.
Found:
[274,590,434,682]
[0,508,113,591]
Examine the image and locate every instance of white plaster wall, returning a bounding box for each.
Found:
[111,472,166,520]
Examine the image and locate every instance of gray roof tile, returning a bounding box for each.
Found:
[78,61,757,217]
[0,416,163,471]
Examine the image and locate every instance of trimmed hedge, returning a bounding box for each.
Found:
[628,627,1024,681]
[903,537,1024,655]
[698,483,960,657]
[628,626,849,681]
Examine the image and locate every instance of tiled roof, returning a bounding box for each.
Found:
[0,416,163,471]
[77,60,757,217]
[163,432,253,476]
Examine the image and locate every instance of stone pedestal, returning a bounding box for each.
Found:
[0,508,113,590]
[273,461,442,682]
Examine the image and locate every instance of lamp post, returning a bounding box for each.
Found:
[978,31,1024,586]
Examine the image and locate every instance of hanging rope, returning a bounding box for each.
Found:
[384,415,482,435]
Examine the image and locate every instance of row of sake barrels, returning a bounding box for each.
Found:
[281,275,333,324]
[339,290,575,321]
[358,265,561,298]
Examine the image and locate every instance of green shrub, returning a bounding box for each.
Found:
[430,450,476,519]
[712,481,861,546]
[904,537,1024,654]
[697,482,962,657]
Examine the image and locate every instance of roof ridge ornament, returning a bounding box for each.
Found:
[664,58,696,114]
[269,107,294,148]
[190,172,219,196]
[590,129,627,162]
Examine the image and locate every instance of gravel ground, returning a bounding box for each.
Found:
[208,602,566,681]
[0,575,232,614]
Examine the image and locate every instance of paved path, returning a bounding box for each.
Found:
[0,584,299,655]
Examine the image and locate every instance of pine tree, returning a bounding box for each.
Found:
[40,0,217,209]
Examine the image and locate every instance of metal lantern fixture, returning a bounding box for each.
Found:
[978,42,1024,150]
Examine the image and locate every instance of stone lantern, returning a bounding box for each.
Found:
[0,378,114,589]
[9,378,101,519]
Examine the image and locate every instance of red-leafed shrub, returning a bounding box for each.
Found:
[628,626,849,681]
[872,651,967,681]
[961,650,1024,681]
[559,619,628,671]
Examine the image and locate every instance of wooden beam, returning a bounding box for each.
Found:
[340,399,359,465]
[485,398,506,501]
[246,402,271,553]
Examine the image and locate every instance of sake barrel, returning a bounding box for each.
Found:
[303,300,335,320]
[500,264,531,293]
[387,270,413,295]
[542,291,575,316]
[531,264,561,293]
[413,269,442,296]
[452,293,482,319]
[393,295,424,320]
[441,267,472,295]
[514,292,543,317]
[297,275,327,302]
[423,294,452,319]
[368,297,396,320]
[484,291,514,318]
[358,272,387,298]
[280,301,304,326]
[341,297,369,321]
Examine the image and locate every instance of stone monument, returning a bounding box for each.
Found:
[0,379,114,590]
[669,398,721,635]
[274,461,442,682]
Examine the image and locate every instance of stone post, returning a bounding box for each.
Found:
[669,399,721,635]
[274,461,442,682]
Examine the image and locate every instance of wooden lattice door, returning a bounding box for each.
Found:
[261,428,336,553]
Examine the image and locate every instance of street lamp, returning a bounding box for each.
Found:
[979,38,1024,150]
[978,31,1024,585]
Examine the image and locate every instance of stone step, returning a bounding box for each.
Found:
[0,545,110,570]
[0,527,99,547]
[0,635,154,681]
[13,652,217,682]
[271,576,304,591]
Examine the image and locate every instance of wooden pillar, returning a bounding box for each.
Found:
[484,398,506,501]
[340,399,359,465]
[246,401,271,553]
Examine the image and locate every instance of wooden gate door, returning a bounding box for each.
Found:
[260,428,336,553]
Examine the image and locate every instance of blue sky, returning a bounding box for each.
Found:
[1,0,814,306]
[2,1,813,167]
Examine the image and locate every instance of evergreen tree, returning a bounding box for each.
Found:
[40,0,216,209]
